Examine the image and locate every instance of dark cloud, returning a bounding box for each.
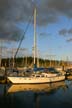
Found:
[0,0,33,41]
[0,31,22,41]
[37,0,72,26]
[40,33,51,37]
[66,38,72,42]
[47,0,72,18]
[59,29,67,36]
[59,28,72,36]
[68,28,72,34]
[0,0,72,41]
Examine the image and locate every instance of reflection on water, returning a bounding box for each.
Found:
[0,80,72,108]
[8,81,66,93]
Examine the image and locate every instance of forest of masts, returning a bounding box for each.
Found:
[0,56,70,68]
[0,48,71,68]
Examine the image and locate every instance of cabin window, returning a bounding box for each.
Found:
[41,75,44,77]
[36,75,40,77]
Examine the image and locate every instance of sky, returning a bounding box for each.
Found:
[0,0,72,61]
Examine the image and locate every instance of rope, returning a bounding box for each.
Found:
[14,13,33,59]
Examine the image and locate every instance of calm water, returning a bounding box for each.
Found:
[0,79,72,108]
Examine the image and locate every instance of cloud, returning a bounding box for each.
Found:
[40,33,51,37]
[0,0,72,41]
[68,28,72,34]
[47,0,72,18]
[59,28,72,36]
[59,27,72,42]
[59,28,67,36]
[37,0,72,25]
[0,0,33,41]
[66,38,72,42]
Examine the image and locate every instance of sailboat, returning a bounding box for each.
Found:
[7,8,65,84]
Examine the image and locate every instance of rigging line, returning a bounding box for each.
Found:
[14,14,33,59]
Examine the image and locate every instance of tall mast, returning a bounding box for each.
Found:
[34,8,37,65]
[12,48,15,68]
[0,40,2,68]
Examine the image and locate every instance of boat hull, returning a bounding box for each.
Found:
[8,75,65,84]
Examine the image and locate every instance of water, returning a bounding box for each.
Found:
[0,79,72,108]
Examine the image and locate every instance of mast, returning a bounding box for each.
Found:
[34,8,37,65]
[0,40,2,68]
[12,48,15,68]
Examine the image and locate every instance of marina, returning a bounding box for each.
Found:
[0,66,71,84]
[0,0,72,108]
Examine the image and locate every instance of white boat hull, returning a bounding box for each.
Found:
[8,75,65,84]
